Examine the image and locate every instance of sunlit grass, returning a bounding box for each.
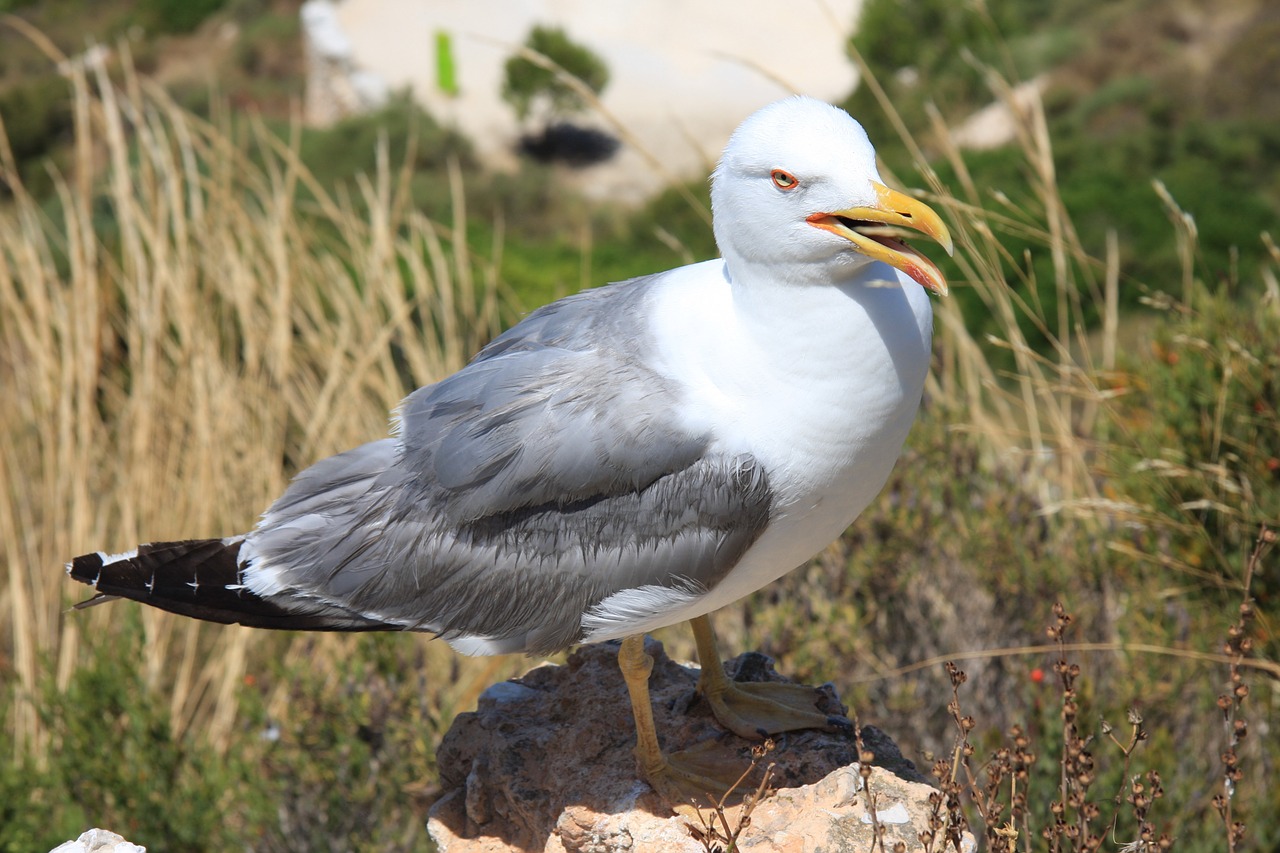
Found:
[0,45,521,849]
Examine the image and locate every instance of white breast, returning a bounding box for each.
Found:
[582,259,932,639]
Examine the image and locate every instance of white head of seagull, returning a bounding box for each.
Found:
[711,96,952,293]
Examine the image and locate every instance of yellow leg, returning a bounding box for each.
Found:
[618,634,765,807]
[691,614,844,739]
[618,635,666,779]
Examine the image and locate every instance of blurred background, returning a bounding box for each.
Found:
[0,0,1277,850]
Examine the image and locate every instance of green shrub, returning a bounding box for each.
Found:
[234,11,302,80]
[0,75,73,162]
[1109,284,1280,593]
[0,620,251,852]
[500,25,609,121]
[137,0,227,34]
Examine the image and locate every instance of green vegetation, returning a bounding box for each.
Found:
[234,8,303,81]
[847,0,1065,146]
[137,0,228,34]
[1,618,254,850]
[847,0,1280,353]
[0,75,73,195]
[0,2,1277,851]
[500,24,610,121]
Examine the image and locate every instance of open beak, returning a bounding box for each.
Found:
[806,182,953,296]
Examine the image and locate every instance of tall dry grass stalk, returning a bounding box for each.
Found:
[845,44,1115,534]
[0,47,507,763]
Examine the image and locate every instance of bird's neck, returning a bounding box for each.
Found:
[723,258,926,357]
[646,257,933,415]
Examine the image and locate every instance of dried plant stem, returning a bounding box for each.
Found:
[1213,526,1273,852]
[686,740,776,853]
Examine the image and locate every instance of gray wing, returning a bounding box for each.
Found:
[245,276,773,654]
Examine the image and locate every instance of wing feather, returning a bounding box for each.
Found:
[243,275,774,654]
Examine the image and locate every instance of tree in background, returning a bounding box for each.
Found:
[501,25,609,123]
[501,24,617,167]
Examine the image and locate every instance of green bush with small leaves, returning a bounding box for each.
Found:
[500,25,609,121]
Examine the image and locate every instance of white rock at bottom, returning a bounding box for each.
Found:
[49,828,146,853]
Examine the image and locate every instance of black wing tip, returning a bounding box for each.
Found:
[62,538,404,633]
[67,551,107,586]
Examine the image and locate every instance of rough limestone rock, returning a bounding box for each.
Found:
[428,638,974,852]
[49,829,145,853]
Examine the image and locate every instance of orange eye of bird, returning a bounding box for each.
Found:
[770,169,798,190]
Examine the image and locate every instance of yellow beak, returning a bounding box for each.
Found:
[806,182,953,296]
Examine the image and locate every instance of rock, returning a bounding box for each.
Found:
[428,638,973,852]
[49,829,146,853]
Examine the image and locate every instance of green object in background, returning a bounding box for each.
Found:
[140,0,228,34]
[501,25,609,120]
[436,30,459,96]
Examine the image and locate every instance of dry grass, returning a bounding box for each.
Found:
[0,45,515,768]
[849,43,1115,512]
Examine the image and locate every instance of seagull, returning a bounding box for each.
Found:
[67,96,952,804]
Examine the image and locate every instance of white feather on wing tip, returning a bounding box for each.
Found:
[95,548,139,566]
